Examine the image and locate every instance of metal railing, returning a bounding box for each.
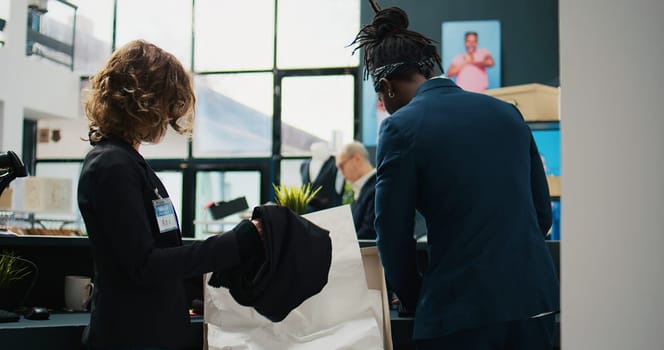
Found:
[25,0,77,71]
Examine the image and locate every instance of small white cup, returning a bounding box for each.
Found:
[64,275,93,312]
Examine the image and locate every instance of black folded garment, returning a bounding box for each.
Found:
[209,205,332,322]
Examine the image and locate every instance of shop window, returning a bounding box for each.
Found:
[193,73,273,158]
[194,0,274,72]
[276,0,359,69]
[194,171,261,238]
[280,75,354,156]
[138,129,189,160]
[279,158,306,187]
[154,171,183,228]
[68,0,114,75]
[115,0,192,69]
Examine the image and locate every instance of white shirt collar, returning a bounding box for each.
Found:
[352,168,377,200]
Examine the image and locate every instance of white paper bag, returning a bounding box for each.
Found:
[205,205,384,350]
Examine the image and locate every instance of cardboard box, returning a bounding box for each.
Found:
[547,175,561,197]
[484,83,559,121]
[20,177,73,213]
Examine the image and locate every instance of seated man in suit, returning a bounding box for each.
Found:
[336,142,377,240]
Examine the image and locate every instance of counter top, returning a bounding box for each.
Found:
[0,310,557,349]
[0,312,205,350]
[0,312,90,329]
[0,234,90,247]
[0,312,204,330]
[0,235,202,247]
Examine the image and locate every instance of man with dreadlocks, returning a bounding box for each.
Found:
[351,5,559,350]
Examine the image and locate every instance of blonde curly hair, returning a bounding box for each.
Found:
[84,40,195,145]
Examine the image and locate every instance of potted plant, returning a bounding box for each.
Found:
[272,183,322,215]
[0,251,34,311]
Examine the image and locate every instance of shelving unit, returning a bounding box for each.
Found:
[1,211,82,236]
[527,120,560,131]
[526,120,561,200]
[526,119,561,240]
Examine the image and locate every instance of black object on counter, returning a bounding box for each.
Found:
[0,309,20,323]
[24,307,49,320]
[208,197,249,220]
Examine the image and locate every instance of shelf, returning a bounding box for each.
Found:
[0,235,204,247]
[527,120,559,131]
[192,220,240,226]
[0,234,89,247]
[192,219,242,235]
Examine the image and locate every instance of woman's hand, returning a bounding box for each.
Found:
[251,219,264,240]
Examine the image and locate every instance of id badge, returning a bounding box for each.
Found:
[152,198,178,233]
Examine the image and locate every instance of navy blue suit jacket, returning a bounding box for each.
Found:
[375,78,559,339]
[351,173,377,239]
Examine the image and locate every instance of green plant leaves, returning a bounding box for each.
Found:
[273,183,322,215]
[0,252,31,289]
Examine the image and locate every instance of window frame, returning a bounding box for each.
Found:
[33,0,361,237]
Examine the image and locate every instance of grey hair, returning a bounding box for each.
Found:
[340,141,370,161]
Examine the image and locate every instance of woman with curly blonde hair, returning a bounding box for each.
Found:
[84,40,195,147]
[78,40,264,350]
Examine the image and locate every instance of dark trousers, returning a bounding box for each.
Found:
[415,314,555,350]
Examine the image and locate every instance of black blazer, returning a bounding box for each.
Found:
[351,173,377,239]
[375,78,559,339]
[78,138,261,348]
[300,156,343,212]
[209,205,332,322]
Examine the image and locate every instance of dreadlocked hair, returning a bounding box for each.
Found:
[351,7,443,88]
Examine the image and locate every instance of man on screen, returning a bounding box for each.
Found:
[447,31,494,92]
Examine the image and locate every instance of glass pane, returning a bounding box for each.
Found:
[279,159,305,187]
[193,73,273,157]
[28,0,77,67]
[138,128,189,159]
[281,75,354,156]
[70,0,114,74]
[154,171,183,228]
[547,199,560,240]
[533,130,561,176]
[38,0,74,45]
[277,0,359,69]
[361,79,390,147]
[115,0,192,69]
[194,0,274,71]
[194,171,261,238]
